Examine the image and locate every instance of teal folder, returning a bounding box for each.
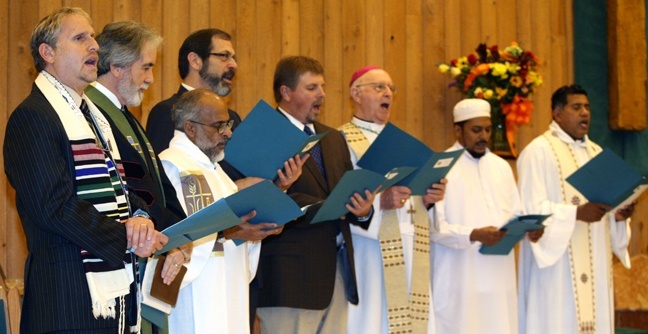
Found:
[566,149,648,211]
[479,214,550,255]
[357,122,463,195]
[310,167,416,224]
[156,180,303,253]
[224,99,326,180]
[226,180,305,245]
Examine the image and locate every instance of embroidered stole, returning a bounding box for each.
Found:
[544,130,601,333]
[36,72,139,332]
[340,122,430,333]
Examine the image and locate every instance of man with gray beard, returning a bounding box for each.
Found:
[85,21,188,333]
[146,29,242,155]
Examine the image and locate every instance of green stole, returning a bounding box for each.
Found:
[85,86,165,204]
[340,122,430,333]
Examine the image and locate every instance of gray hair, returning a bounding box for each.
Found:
[96,20,162,76]
[172,89,213,131]
[30,7,91,72]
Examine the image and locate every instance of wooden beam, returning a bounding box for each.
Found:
[607,0,647,130]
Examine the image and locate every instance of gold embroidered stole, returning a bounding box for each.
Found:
[340,122,429,333]
[179,171,224,254]
[544,131,601,333]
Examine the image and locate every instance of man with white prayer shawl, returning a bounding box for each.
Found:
[339,66,446,334]
[157,89,302,334]
[431,98,539,334]
[516,84,635,334]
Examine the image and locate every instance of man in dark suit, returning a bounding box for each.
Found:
[85,20,189,333]
[255,56,376,333]
[146,29,242,155]
[3,8,167,333]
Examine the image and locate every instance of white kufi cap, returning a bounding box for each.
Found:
[453,99,491,123]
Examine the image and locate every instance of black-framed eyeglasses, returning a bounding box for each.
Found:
[355,82,397,94]
[210,52,237,63]
[189,119,234,134]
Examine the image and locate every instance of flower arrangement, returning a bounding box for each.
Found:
[438,42,542,156]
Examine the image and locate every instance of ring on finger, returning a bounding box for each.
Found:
[400,198,406,204]
[174,263,179,267]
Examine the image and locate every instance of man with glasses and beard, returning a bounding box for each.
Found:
[159,89,286,333]
[146,29,241,156]
[85,20,189,332]
[429,99,540,334]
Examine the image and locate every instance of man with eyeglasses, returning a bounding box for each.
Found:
[84,20,189,333]
[159,88,288,334]
[146,29,242,157]
[339,66,445,334]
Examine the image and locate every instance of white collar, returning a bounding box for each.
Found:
[352,116,385,134]
[277,106,314,133]
[181,83,195,91]
[90,82,122,109]
[169,130,220,170]
[549,120,589,148]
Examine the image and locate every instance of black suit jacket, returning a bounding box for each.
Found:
[87,86,186,230]
[257,120,361,310]
[146,85,244,180]
[4,84,148,333]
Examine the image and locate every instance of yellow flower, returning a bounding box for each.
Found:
[496,87,508,99]
[483,89,494,99]
[457,57,469,69]
[438,64,450,73]
[450,67,462,77]
[526,71,543,87]
[474,87,483,95]
[505,61,520,75]
[510,76,523,87]
[490,63,508,78]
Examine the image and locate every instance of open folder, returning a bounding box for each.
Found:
[310,167,416,224]
[566,149,648,212]
[479,214,550,255]
[224,99,327,180]
[357,123,463,195]
[156,180,303,254]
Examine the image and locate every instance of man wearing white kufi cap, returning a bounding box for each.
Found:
[429,98,542,334]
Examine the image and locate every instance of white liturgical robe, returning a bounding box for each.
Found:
[160,131,260,334]
[342,117,435,334]
[516,121,631,334]
[431,142,522,334]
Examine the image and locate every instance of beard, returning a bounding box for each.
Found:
[117,76,147,107]
[195,128,226,163]
[199,64,234,97]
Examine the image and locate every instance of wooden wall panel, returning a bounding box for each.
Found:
[0,0,646,285]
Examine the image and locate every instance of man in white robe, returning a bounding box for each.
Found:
[340,66,445,334]
[158,89,295,334]
[517,84,634,334]
[431,99,535,334]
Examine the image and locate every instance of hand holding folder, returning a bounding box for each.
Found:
[224,99,327,180]
[479,214,550,255]
[357,123,463,195]
[310,167,416,224]
[566,149,647,212]
[156,180,304,254]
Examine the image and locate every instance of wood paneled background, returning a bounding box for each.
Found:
[0,0,646,281]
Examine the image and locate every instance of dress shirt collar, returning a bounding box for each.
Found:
[90,82,122,109]
[277,106,315,133]
[181,82,196,92]
[549,120,589,148]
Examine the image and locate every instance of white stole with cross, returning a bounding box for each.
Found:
[543,130,602,333]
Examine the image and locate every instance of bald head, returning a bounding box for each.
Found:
[172,89,231,162]
[349,68,395,125]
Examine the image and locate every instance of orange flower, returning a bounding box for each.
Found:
[463,63,491,91]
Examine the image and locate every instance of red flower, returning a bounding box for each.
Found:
[450,59,458,67]
[467,54,478,65]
